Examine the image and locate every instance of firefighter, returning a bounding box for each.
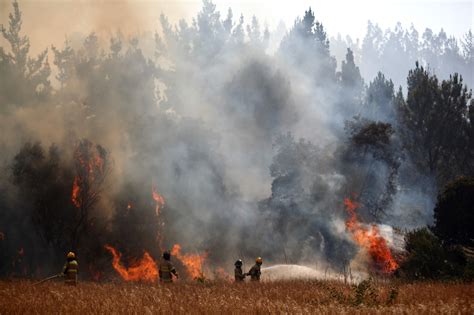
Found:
[247,257,263,281]
[63,251,78,286]
[234,259,245,282]
[159,251,178,283]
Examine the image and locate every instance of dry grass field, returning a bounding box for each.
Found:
[0,279,473,314]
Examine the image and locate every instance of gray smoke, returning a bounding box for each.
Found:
[0,1,470,278]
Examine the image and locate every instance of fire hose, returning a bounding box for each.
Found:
[33,273,64,286]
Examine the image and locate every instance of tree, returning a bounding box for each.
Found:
[0,0,51,106]
[361,21,383,80]
[51,40,76,89]
[399,227,465,280]
[396,63,472,186]
[343,118,401,220]
[338,48,364,117]
[279,7,336,85]
[364,72,395,121]
[12,143,72,250]
[433,177,474,247]
[70,140,110,250]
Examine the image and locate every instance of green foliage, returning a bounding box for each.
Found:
[396,63,473,186]
[400,228,447,280]
[399,227,468,280]
[433,177,474,246]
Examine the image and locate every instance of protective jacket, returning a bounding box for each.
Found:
[248,263,261,281]
[159,258,177,283]
[63,259,78,285]
[234,266,245,281]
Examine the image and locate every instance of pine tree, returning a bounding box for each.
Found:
[0,0,51,105]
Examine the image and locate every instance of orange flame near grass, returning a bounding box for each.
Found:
[104,245,158,282]
[152,185,165,216]
[171,244,208,279]
[344,197,398,273]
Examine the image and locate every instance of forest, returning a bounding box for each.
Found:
[0,0,473,284]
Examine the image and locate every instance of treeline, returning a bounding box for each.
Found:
[331,22,473,89]
[0,0,473,279]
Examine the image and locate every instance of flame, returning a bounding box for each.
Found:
[0,232,4,241]
[344,197,398,273]
[171,244,208,279]
[127,202,133,210]
[104,245,158,282]
[152,185,165,216]
[71,176,81,208]
[71,141,106,208]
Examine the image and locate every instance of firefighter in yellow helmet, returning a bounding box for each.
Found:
[63,252,78,285]
[246,257,263,281]
[159,251,178,283]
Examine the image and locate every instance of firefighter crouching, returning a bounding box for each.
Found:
[63,252,78,285]
[159,251,178,283]
[246,257,263,281]
[234,259,245,282]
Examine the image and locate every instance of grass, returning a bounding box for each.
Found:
[0,279,473,314]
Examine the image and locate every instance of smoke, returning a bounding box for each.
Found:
[0,1,471,280]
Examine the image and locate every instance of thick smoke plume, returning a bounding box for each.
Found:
[0,1,472,280]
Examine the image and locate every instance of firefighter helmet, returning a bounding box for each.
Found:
[163,251,171,260]
[234,259,243,267]
[256,257,263,264]
[67,252,76,259]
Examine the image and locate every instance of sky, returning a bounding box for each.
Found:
[0,0,472,54]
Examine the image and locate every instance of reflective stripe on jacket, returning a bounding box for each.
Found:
[159,259,176,282]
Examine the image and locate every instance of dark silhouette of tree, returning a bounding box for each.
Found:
[364,72,395,121]
[396,63,472,186]
[337,48,364,116]
[0,0,51,106]
[70,140,110,250]
[280,7,336,85]
[399,227,466,280]
[343,118,401,220]
[433,177,474,247]
[256,133,356,268]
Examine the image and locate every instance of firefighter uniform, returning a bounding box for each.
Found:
[63,252,78,286]
[234,260,245,282]
[159,251,178,283]
[247,257,262,281]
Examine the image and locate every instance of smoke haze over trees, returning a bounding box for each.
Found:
[0,1,472,279]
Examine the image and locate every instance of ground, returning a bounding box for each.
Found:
[0,279,473,314]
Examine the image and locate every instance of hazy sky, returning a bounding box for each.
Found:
[0,0,472,53]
